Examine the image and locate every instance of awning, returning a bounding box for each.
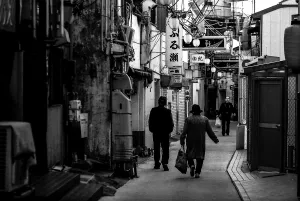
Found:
[127,67,153,84]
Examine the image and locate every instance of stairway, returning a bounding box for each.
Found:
[32,171,103,201]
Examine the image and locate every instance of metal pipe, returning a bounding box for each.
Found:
[296,90,300,198]
[297,92,300,197]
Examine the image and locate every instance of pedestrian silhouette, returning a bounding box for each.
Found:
[149,96,174,171]
[219,96,235,136]
[180,104,219,178]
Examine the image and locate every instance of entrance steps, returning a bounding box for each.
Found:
[32,171,103,201]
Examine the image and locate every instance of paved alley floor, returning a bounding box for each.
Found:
[99,121,241,201]
[228,150,298,201]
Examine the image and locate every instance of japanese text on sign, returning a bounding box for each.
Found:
[166,23,182,67]
[191,54,205,63]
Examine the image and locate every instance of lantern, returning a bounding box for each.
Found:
[284,20,300,73]
[204,58,210,65]
[184,33,193,44]
[211,66,216,73]
[217,72,222,77]
[169,17,180,30]
[192,38,200,47]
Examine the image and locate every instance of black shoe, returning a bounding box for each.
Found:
[163,164,169,171]
[154,162,161,169]
[195,173,200,178]
[226,133,229,136]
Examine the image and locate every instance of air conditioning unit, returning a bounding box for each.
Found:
[0,123,36,193]
[123,25,135,46]
[0,126,28,192]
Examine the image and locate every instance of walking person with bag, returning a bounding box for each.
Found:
[219,96,235,136]
[180,104,219,178]
[149,96,174,171]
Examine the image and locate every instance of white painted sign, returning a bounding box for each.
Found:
[166,24,183,68]
[191,54,205,63]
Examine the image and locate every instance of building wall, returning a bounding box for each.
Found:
[130,14,143,132]
[130,15,141,70]
[145,81,155,148]
[73,17,111,159]
[262,6,298,60]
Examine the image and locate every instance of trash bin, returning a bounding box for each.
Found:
[236,124,245,150]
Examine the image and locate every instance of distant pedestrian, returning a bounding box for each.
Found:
[219,96,235,136]
[149,96,174,171]
[180,104,219,178]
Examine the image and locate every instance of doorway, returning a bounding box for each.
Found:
[255,79,284,171]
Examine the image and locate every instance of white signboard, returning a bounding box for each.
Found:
[168,66,182,75]
[80,113,88,138]
[191,54,205,63]
[166,24,183,68]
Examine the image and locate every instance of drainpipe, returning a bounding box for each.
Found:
[109,0,115,169]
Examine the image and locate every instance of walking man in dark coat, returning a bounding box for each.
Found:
[180,104,219,178]
[149,96,174,171]
[219,96,235,136]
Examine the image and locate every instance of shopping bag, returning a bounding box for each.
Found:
[215,116,221,128]
[175,147,187,174]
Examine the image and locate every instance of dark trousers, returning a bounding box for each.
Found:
[153,134,169,165]
[188,158,204,174]
[222,117,231,135]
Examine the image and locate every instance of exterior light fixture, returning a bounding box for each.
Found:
[169,17,180,30]
[192,38,200,47]
[157,0,172,5]
[204,58,210,65]
[184,33,193,44]
[211,66,216,73]
[217,72,222,77]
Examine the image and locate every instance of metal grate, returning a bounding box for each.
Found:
[286,75,297,169]
[0,128,7,190]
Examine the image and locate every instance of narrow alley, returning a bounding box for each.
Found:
[100,121,240,201]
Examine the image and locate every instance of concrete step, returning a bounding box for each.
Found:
[59,183,104,201]
[33,171,80,201]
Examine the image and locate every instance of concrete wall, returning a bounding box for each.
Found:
[73,18,111,159]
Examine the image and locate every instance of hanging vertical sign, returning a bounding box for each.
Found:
[166,23,183,69]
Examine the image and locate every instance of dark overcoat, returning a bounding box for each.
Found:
[180,115,218,159]
[148,106,174,136]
